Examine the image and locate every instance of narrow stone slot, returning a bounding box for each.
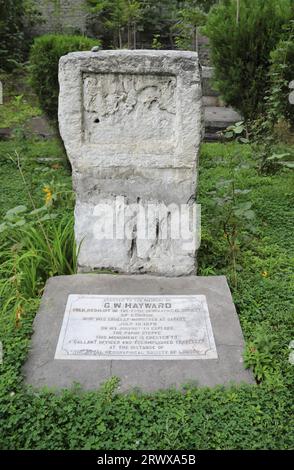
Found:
[155,219,160,241]
[167,211,171,240]
[129,225,137,259]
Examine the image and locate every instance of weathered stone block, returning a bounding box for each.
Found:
[58,50,203,275]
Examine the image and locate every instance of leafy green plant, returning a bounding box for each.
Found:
[88,0,144,48]
[262,151,294,172]
[204,0,292,119]
[0,144,77,303]
[204,154,257,287]
[86,1,216,50]
[265,20,294,127]
[248,20,294,168]
[244,325,280,383]
[151,34,162,50]
[0,218,77,308]
[0,205,48,233]
[250,131,294,174]
[0,73,42,129]
[173,2,207,51]
[209,182,256,287]
[124,0,144,49]
[221,121,249,143]
[0,0,25,71]
[0,213,77,321]
[29,34,100,120]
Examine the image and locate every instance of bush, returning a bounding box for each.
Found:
[266,21,294,127]
[0,0,40,71]
[0,0,25,71]
[30,34,99,120]
[204,0,292,119]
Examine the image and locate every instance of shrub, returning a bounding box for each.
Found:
[204,0,292,119]
[266,21,294,127]
[0,0,40,71]
[30,34,99,120]
[0,0,25,71]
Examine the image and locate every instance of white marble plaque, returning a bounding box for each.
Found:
[54,295,218,360]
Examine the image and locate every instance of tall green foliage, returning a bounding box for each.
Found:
[0,0,40,71]
[87,0,217,49]
[173,1,207,51]
[192,0,217,13]
[29,34,99,120]
[141,0,179,48]
[266,20,294,127]
[88,0,144,48]
[204,0,292,119]
[0,0,25,71]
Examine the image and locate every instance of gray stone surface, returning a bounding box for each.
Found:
[203,96,224,107]
[201,65,243,141]
[25,116,56,139]
[58,50,203,276]
[31,0,87,35]
[23,274,254,391]
[205,106,242,129]
[201,66,218,97]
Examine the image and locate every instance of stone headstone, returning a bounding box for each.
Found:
[23,274,254,391]
[23,50,253,393]
[58,50,202,275]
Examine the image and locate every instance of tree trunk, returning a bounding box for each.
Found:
[118,28,122,49]
[192,27,197,52]
[169,31,174,49]
[133,23,137,49]
[196,27,199,55]
[128,21,131,49]
[236,0,240,25]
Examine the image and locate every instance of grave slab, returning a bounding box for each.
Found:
[23,274,254,391]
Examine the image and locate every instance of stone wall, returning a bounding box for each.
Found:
[32,0,88,35]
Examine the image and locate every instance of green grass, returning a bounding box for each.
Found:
[0,138,70,217]
[198,143,294,386]
[0,139,293,450]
